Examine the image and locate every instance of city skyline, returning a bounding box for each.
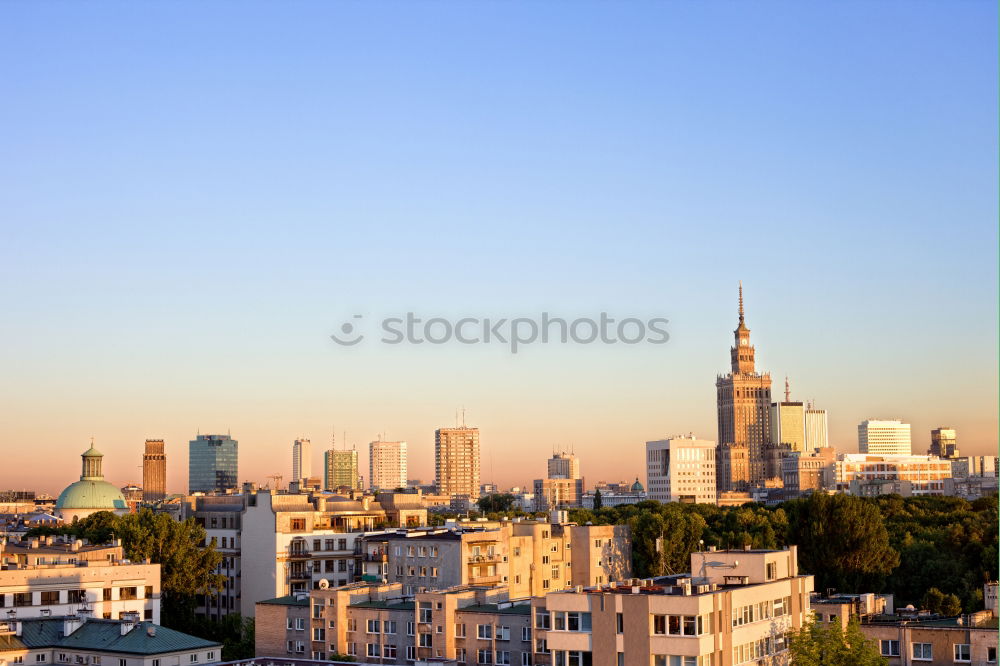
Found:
[1,2,996,494]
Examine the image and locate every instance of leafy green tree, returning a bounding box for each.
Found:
[921,587,946,614]
[629,503,706,576]
[788,618,887,665]
[786,493,899,592]
[113,509,225,627]
[476,494,516,513]
[941,593,963,617]
[593,489,603,510]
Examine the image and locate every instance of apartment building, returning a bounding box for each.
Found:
[0,537,161,623]
[356,519,631,598]
[531,546,813,666]
[0,615,221,666]
[859,614,998,665]
[181,489,428,618]
[257,582,534,665]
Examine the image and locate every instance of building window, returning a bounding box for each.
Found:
[383,645,397,659]
[987,646,997,663]
[477,624,492,640]
[880,640,900,657]
[954,644,971,662]
[535,611,550,630]
[406,646,416,661]
[455,623,466,638]
[521,654,532,666]
[766,562,776,580]
[205,655,213,663]
[912,643,932,661]
[616,613,623,634]
[367,620,380,634]
[366,644,379,658]
[477,650,492,665]
[418,633,432,648]
[521,626,531,642]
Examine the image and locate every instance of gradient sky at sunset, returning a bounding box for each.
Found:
[1,1,996,494]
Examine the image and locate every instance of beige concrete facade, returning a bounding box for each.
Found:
[258,583,534,665]
[181,489,428,619]
[532,546,812,666]
[358,521,631,598]
[435,428,481,500]
[0,539,161,623]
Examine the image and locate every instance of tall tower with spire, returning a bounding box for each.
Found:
[716,282,774,485]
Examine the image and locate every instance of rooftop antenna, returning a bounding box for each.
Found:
[738,280,745,324]
[785,376,791,402]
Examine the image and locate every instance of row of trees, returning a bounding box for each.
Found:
[568,492,997,612]
[27,509,253,660]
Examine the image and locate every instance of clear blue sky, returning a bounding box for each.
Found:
[0,1,996,492]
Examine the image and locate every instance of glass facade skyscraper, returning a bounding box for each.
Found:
[188,434,238,494]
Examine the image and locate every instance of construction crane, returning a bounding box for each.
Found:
[266,474,283,491]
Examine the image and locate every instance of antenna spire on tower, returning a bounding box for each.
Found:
[738,280,745,324]
[785,376,791,402]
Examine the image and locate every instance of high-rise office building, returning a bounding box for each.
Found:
[646,435,717,504]
[291,438,312,482]
[324,449,360,490]
[804,404,830,450]
[547,452,581,479]
[858,420,912,455]
[142,439,167,502]
[435,426,481,499]
[188,434,239,494]
[770,380,806,453]
[369,440,408,491]
[928,427,959,459]
[716,283,773,483]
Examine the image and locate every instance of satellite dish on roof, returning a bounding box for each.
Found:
[318,579,330,589]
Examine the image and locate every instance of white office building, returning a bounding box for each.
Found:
[645,435,717,504]
[805,406,829,449]
[369,440,408,491]
[291,438,311,482]
[858,419,911,455]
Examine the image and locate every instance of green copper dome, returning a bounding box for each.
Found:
[631,478,645,493]
[56,480,128,510]
[56,441,127,512]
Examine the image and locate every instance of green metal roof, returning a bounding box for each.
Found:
[18,619,220,656]
[258,595,309,607]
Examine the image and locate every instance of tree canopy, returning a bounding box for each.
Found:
[788,618,887,666]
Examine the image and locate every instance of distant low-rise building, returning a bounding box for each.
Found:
[836,454,952,496]
[781,447,836,497]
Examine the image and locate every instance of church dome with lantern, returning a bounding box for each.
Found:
[55,442,129,522]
